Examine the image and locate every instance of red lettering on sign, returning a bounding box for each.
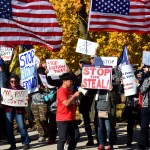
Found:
[83,68,89,75]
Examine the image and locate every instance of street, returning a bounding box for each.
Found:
[0,123,149,150]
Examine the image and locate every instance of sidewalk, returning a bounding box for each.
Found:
[0,123,149,150]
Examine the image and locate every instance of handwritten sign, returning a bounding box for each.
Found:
[19,49,38,93]
[1,88,28,107]
[82,67,112,89]
[46,59,67,76]
[39,74,56,88]
[0,46,13,61]
[76,38,98,55]
[142,51,150,65]
[122,65,137,96]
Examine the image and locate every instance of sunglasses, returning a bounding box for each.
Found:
[10,80,17,83]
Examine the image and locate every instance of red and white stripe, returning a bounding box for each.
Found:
[0,0,62,52]
[88,0,150,34]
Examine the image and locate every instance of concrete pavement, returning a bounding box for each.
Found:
[0,123,149,150]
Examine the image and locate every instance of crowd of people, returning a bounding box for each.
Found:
[0,55,150,150]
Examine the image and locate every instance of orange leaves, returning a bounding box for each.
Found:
[33,0,150,70]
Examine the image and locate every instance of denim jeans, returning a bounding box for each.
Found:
[98,117,113,146]
[6,112,30,146]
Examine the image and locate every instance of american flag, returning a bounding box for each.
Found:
[88,0,150,34]
[0,0,62,52]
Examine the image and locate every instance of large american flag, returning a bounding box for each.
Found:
[0,0,62,52]
[88,0,150,34]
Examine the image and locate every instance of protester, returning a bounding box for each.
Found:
[56,73,80,150]
[96,85,116,150]
[120,77,141,147]
[139,74,150,150]
[75,58,95,146]
[31,67,48,142]
[0,63,7,142]
[4,74,30,150]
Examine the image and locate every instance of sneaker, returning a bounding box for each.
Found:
[107,145,113,150]
[86,141,94,146]
[38,137,46,142]
[98,144,105,150]
[23,144,30,150]
[7,145,16,150]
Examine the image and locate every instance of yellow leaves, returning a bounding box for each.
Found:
[33,0,150,71]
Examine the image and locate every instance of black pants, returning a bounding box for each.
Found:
[139,107,150,149]
[0,106,7,139]
[127,116,135,144]
[47,112,57,142]
[82,111,93,143]
[25,102,34,128]
[57,120,79,150]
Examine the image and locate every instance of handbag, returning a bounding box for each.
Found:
[98,111,108,118]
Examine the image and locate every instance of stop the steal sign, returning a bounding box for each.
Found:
[82,67,112,90]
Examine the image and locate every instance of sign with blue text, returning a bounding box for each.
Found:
[19,49,38,93]
[76,38,98,55]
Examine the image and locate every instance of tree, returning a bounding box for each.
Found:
[9,0,150,74]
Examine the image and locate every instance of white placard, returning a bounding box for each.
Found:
[1,88,28,107]
[35,56,40,68]
[122,65,137,96]
[0,46,13,61]
[76,38,98,55]
[82,66,112,90]
[101,57,118,67]
[39,74,56,88]
[19,49,38,93]
[46,59,67,76]
[142,51,150,65]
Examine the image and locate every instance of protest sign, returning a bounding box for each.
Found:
[19,49,38,93]
[1,88,28,107]
[101,57,118,67]
[46,59,67,77]
[35,56,40,68]
[76,38,98,55]
[122,65,137,96]
[82,66,112,90]
[0,46,13,61]
[142,51,150,65]
[39,74,56,88]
